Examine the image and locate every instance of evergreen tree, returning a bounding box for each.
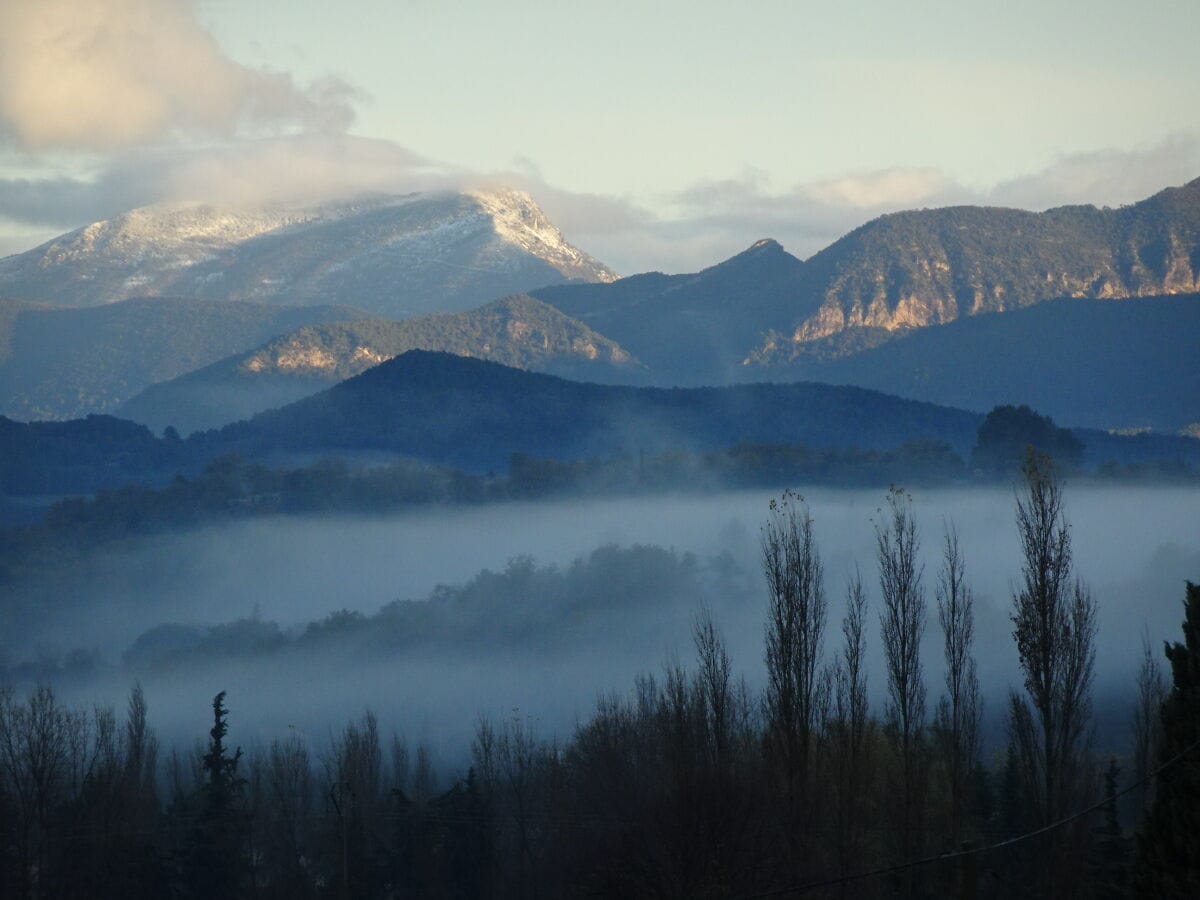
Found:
[182,691,249,899]
[1135,582,1200,897]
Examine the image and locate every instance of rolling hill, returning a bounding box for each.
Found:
[204,349,986,472]
[767,294,1200,433]
[118,295,644,434]
[5,353,1198,504]
[0,296,360,421]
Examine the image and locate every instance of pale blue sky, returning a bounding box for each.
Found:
[2,0,1198,270]
[199,0,1200,195]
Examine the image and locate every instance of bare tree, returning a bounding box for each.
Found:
[876,487,928,878]
[262,735,315,896]
[1009,453,1097,826]
[761,490,828,820]
[1130,629,1166,817]
[324,711,386,899]
[830,570,872,886]
[0,685,80,896]
[411,742,435,804]
[391,733,411,798]
[124,683,159,818]
[933,524,982,845]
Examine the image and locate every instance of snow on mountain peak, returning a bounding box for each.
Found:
[0,188,616,314]
[467,188,617,283]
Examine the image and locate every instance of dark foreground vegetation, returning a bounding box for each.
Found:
[1,456,1197,898]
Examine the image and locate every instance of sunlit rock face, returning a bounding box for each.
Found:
[751,177,1200,363]
[117,295,644,434]
[0,189,616,317]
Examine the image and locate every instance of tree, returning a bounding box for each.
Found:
[1008,453,1096,897]
[830,571,872,885]
[1130,631,1166,817]
[933,524,982,846]
[971,405,1084,474]
[0,686,81,897]
[1008,453,1096,825]
[1134,581,1200,897]
[761,490,828,842]
[1088,758,1130,899]
[876,486,928,885]
[182,691,248,899]
[324,711,386,900]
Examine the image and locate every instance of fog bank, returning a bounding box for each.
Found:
[2,485,1196,764]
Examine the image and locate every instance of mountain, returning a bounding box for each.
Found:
[6,353,1198,503]
[118,295,644,434]
[205,349,984,472]
[531,238,809,384]
[754,177,1200,361]
[0,189,616,316]
[0,296,360,421]
[767,294,1200,433]
[530,179,1200,382]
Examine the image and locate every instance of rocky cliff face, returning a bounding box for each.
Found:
[227,294,637,381]
[753,177,1200,361]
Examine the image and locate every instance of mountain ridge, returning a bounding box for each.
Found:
[0,189,616,316]
[204,349,985,472]
[0,296,362,421]
[118,294,645,433]
[759,176,1200,357]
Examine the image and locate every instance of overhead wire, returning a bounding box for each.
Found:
[734,736,1200,899]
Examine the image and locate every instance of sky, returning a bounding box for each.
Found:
[2,0,1199,272]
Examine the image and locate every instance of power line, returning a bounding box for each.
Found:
[735,737,1200,899]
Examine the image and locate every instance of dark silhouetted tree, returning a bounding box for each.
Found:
[933,524,982,846]
[182,691,248,899]
[1130,631,1166,817]
[876,486,928,890]
[1089,758,1130,899]
[1135,581,1200,897]
[829,571,873,886]
[971,404,1084,474]
[1008,453,1096,897]
[762,490,828,857]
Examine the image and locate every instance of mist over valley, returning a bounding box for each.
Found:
[4,486,1194,765]
[2,6,1199,889]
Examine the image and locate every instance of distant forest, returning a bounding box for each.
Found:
[3,404,1197,585]
[1,457,1197,898]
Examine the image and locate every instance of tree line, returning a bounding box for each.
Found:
[0,455,1197,897]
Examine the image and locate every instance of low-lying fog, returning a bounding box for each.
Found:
[3,485,1197,771]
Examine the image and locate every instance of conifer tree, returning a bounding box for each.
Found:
[1135,582,1200,897]
[182,691,248,899]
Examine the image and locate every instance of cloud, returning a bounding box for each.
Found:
[990,134,1200,210]
[0,0,358,152]
[1,131,1197,275]
[0,136,460,229]
[584,137,1200,271]
[665,166,975,251]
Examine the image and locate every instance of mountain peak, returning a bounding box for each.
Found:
[465,189,618,283]
[0,189,616,314]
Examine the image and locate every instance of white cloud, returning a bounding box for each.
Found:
[1,132,1196,275]
[990,134,1200,210]
[0,0,357,152]
[0,136,459,228]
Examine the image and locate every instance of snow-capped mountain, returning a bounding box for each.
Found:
[0,189,617,317]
